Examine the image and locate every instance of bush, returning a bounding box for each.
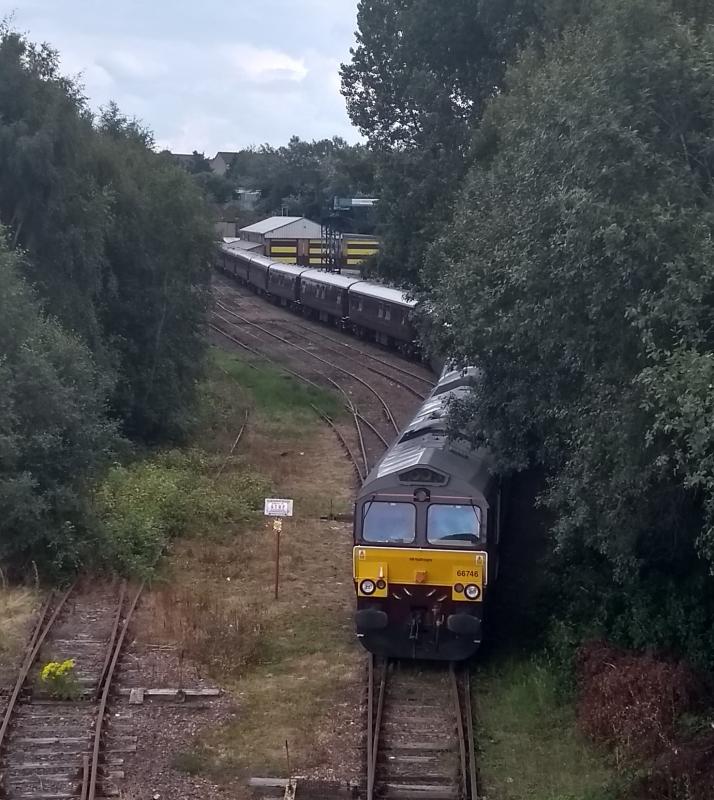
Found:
[577,641,701,762]
[576,641,714,798]
[95,450,268,577]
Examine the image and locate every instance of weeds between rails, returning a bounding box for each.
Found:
[210,312,398,477]
[0,582,143,800]
[366,656,478,800]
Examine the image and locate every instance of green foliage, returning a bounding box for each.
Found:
[476,654,620,800]
[0,235,117,575]
[212,349,344,424]
[0,26,213,575]
[95,104,214,441]
[341,0,543,284]
[427,0,714,666]
[0,30,214,444]
[95,449,268,578]
[226,137,377,226]
[342,0,714,286]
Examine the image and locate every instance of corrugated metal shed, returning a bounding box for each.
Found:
[240,216,323,239]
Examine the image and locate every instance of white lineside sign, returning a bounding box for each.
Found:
[264,498,294,517]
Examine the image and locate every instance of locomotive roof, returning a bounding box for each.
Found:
[358,382,495,500]
[349,282,416,308]
[358,431,494,500]
[300,269,365,290]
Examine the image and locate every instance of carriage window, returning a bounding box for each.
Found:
[377,304,384,318]
[362,501,416,544]
[427,504,481,547]
[385,307,392,321]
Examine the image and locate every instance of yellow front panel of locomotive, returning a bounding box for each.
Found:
[353,547,487,598]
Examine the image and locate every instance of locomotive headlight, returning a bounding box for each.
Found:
[360,579,376,595]
[464,584,481,600]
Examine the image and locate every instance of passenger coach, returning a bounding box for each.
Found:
[215,242,420,356]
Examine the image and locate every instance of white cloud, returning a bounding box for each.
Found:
[222,44,308,83]
[10,0,362,153]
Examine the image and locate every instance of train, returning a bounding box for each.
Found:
[215,243,418,355]
[352,365,501,660]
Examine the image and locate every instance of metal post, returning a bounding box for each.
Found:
[274,518,282,600]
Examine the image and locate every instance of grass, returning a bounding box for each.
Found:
[474,654,622,800]
[0,587,39,678]
[210,347,344,429]
[135,343,360,783]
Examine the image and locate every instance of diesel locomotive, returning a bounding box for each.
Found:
[352,367,501,660]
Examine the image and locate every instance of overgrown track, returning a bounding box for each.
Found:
[366,657,478,800]
[210,306,400,477]
[0,582,143,800]
[214,299,401,435]
[210,319,370,479]
[270,320,430,401]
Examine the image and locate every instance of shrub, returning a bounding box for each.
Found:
[577,642,701,762]
[95,449,268,577]
[40,658,80,699]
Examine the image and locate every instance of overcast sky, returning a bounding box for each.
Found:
[9,0,362,154]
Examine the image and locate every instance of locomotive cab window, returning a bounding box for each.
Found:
[362,501,416,544]
[427,504,481,547]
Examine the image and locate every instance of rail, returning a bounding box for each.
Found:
[366,658,479,800]
[211,315,379,476]
[274,322,428,401]
[0,584,75,756]
[214,300,400,435]
[87,582,144,800]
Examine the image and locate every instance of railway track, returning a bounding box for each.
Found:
[214,299,400,435]
[211,273,435,393]
[366,657,478,800]
[209,319,370,480]
[268,320,429,401]
[210,304,403,477]
[0,582,143,800]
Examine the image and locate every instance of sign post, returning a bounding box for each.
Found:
[264,498,294,600]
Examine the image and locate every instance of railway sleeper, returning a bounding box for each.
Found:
[377,783,459,800]
[379,741,454,752]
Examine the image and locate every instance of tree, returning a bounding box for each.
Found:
[95,107,214,441]
[0,235,117,574]
[0,29,214,444]
[189,150,212,173]
[426,0,714,664]
[0,27,111,350]
[341,0,543,284]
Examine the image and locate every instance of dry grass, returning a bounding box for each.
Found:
[0,587,39,681]
[134,351,362,784]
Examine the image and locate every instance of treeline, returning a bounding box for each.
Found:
[187,136,377,228]
[344,0,714,669]
[0,28,213,575]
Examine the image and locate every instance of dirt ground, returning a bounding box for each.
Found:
[115,357,364,799]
